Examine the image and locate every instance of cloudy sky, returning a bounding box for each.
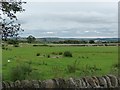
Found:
[16,0,118,38]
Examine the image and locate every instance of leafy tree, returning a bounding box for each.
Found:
[89,40,95,44]
[63,51,72,57]
[27,35,36,43]
[0,0,26,41]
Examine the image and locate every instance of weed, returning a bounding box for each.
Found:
[63,51,72,57]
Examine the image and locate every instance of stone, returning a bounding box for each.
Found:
[21,80,33,88]
[31,80,40,88]
[2,81,8,88]
[57,78,66,88]
[9,81,15,88]
[92,76,100,88]
[117,77,120,87]
[38,80,42,88]
[82,77,91,88]
[66,78,77,88]
[97,76,107,88]
[81,78,87,88]
[1,75,119,89]
[14,80,21,88]
[43,79,56,88]
[107,75,118,87]
[103,75,112,88]
[74,78,82,88]
[52,78,60,88]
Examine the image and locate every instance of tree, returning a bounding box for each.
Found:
[27,35,36,43]
[0,0,26,41]
[89,40,95,44]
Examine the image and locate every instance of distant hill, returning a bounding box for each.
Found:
[18,37,119,43]
[36,37,118,42]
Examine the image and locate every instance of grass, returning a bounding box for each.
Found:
[2,44,118,81]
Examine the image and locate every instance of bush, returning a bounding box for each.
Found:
[36,53,40,56]
[52,52,58,55]
[112,63,120,69]
[80,65,101,76]
[47,54,50,58]
[7,39,19,45]
[67,65,76,73]
[66,60,80,73]
[13,44,19,47]
[52,66,63,78]
[59,52,63,55]
[2,44,8,50]
[109,63,120,76]
[33,44,40,47]
[2,44,5,49]
[63,51,72,57]
[11,63,32,81]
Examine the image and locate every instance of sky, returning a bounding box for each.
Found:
[16,0,118,38]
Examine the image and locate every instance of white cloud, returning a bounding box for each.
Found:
[17,2,118,38]
[26,0,118,2]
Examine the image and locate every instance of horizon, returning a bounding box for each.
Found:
[18,36,118,39]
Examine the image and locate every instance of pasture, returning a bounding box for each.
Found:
[2,44,118,81]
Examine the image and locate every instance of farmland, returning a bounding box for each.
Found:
[2,44,118,81]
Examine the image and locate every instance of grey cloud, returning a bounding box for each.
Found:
[18,2,117,38]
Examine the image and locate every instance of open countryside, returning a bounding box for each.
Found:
[2,42,118,81]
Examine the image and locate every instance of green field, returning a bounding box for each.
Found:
[2,44,118,81]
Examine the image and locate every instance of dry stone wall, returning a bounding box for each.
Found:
[2,75,120,89]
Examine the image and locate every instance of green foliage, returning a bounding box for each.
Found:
[52,66,63,78]
[66,60,80,73]
[47,54,50,58]
[7,39,18,45]
[27,35,36,43]
[2,44,8,50]
[1,1,26,40]
[89,40,95,44]
[80,65,101,76]
[112,63,120,69]
[63,51,72,57]
[52,52,58,55]
[59,52,63,55]
[10,63,32,81]
[6,39,19,47]
[2,45,118,80]
[109,63,119,76]
[13,44,19,47]
[36,53,40,56]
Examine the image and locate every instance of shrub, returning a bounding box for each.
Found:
[59,52,63,55]
[63,51,72,57]
[36,53,40,56]
[42,61,47,65]
[11,63,32,81]
[52,66,63,78]
[13,44,19,47]
[2,44,8,50]
[112,63,120,69]
[33,44,40,47]
[52,52,58,55]
[7,39,19,45]
[47,54,50,58]
[66,60,80,73]
[2,44,5,49]
[80,65,101,76]
[109,63,120,76]
[67,65,76,73]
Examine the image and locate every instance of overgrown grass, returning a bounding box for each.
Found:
[2,44,118,81]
